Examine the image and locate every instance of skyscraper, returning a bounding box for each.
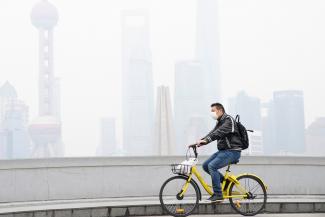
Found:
[196,0,221,103]
[29,0,63,157]
[306,117,325,156]
[0,81,18,124]
[174,0,221,155]
[228,91,263,155]
[263,90,305,155]
[121,10,154,155]
[242,131,263,156]
[0,82,31,159]
[153,86,176,155]
[0,83,17,159]
[2,100,31,159]
[174,61,217,155]
[228,91,262,130]
[274,90,305,154]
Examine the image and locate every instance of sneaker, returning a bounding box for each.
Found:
[207,194,224,203]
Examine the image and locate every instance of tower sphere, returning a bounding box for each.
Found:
[31,0,58,29]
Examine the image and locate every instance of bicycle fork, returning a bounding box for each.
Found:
[178,175,193,198]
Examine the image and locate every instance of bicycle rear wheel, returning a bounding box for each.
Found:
[159,175,199,217]
[229,174,267,216]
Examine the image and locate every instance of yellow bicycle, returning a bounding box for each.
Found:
[159,145,268,216]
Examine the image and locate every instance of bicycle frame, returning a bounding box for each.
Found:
[179,165,254,199]
[160,146,268,217]
[178,146,267,201]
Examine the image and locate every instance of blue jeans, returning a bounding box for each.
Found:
[202,150,241,196]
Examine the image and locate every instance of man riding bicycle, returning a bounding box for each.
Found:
[192,103,243,203]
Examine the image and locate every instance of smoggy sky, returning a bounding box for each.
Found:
[0,0,324,156]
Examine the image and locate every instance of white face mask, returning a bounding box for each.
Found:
[210,112,218,120]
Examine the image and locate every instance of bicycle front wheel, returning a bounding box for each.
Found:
[159,175,199,217]
[229,174,267,216]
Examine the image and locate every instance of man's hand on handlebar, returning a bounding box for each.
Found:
[187,139,207,149]
[188,144,197,148]
[196,139,207,147]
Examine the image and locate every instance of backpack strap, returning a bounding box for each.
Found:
[235,114,240,122]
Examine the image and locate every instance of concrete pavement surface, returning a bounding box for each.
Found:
[0,196,324,216]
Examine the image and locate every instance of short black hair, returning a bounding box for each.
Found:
[210,103,225,113]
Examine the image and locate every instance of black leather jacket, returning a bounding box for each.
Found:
[202,113,242,151]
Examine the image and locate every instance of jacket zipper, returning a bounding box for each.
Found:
[225,137,231,148]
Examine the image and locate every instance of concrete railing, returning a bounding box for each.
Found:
[0,155,324,203]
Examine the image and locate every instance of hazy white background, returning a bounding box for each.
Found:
[0,0,324,156]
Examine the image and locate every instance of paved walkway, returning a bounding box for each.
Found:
[0,195,324,216]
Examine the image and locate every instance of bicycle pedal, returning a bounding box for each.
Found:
[235,200,241,208]
[176,208,185,214]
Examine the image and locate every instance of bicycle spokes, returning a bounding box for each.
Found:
[160,176,200,217]
[229,175,267,216]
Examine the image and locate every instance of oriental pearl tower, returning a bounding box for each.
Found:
[29,0,63,157]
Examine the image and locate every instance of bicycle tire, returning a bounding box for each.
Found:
[228,174,267,216]
[159,175,200,217]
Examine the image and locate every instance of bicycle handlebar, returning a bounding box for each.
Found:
[188,144,198,158]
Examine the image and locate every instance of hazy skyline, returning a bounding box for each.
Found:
[1,0,325,156]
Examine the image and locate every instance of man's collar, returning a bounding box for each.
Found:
[218,112,227,121]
